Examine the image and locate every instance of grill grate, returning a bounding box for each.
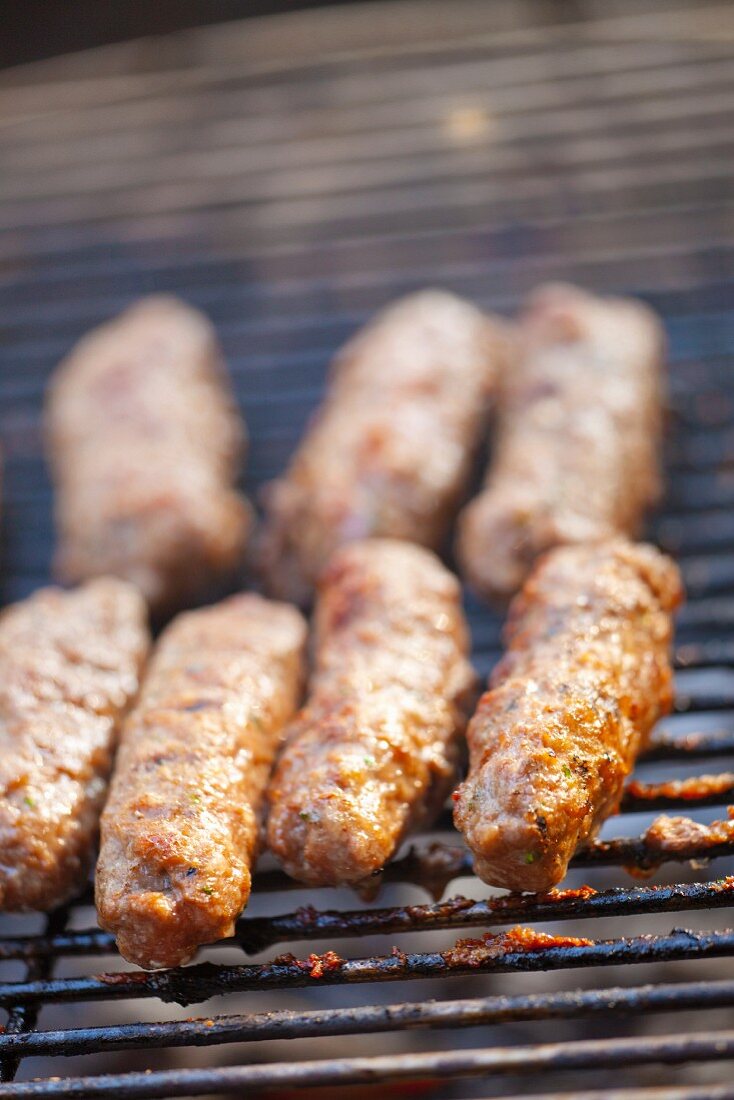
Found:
[1,0,734,1095]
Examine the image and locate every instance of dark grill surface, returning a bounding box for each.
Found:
[1,1,734,1095]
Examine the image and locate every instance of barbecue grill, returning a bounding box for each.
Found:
[1,0,733,1095]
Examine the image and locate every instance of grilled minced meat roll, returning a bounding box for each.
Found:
[267,539,476,886]
[457,283,664,601]
[260,291,507,605]
[97,593,306,969]
[0,580,149,911]
[46,295,251,617]
[454,540,682,893]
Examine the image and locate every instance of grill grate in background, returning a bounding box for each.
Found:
[0,1,734,1095]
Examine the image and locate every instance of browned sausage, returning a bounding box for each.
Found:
[259,291,507,604]
[46,295,252,617]
[96,593,306,969]
[0,580,149,911]
[457,284,664,601]
[453,539,682,893]
[267,539,476,886]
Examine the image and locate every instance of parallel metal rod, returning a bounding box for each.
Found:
[4,292,733,384]
[620,777,734,813]
[671,693,734,716]
[4,190,730,290]
[2,879,732,963]
[53,813,734,909]
[1,184,730,319]
[3,315,730,411]
[5,132,733,245]
[643,729,734,758]
[431,772,734,818]
[353,827,734,895]
[1,224,730,335]
[0,928,733,1009]
[234,880,734,952]
[2,39,725,163]
[2,144,731,268]
[5,90,732,223]
[5,1029,734,1098]
[0,33,715,128]
[0,909,67,1084]
[21,385,734,464]
[39,793,734,913]
[10,353,734,411]
[675,640,734,668]
[4,263,732,379]
[2,59,730,218]
[2,12,730,116]
[1,191,728,298]
[498,1088,734,1100]
[247,829,734,897]
[2,977,734,1060]
[3,65,730,174]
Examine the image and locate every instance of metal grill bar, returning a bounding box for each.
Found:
[0,911,67,1084]
[7,316,734,398]
[243,826,734,898]
[1,152,731,268]
[643,729,734,758]
[1,195,728,300]
[1,879,732,963]
[499,1088,734,1100]
[5,1030,734,1099]
[431,770,734,822]
[1,927,734,1009]
[272,823,734,896]
[2,38,725,149]
[2,256,731,354]
[5,97,733,218]
[2,977,734,1060]
[49,800,734,906]
[5,66,734,212]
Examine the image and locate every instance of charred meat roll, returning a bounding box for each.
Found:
[454,539,682,893]
[0,580,149,911]
[267,539,477,886]
[96,593,306,969]
[46,295,252,617]
[260,291,506,604]
[457,283,665,601]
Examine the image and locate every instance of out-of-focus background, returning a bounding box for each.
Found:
[0,0,356,68]
[1,1,734,1097]
[2,0,732,605]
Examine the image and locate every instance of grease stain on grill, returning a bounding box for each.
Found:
[442,927,595,969]
[272,950,345,980]
[642,806,734,866]
[626,773,734,803]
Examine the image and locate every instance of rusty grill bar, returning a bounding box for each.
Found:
[1,0,734,1095]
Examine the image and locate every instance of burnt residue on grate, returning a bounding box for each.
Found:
[0,927,732,1010]
[1,879,733,962]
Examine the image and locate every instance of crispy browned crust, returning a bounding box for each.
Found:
[457,283,665,601]
[259,291,506,604]
[0,580,149,911]
[96,593,307,969]
[266,539,477,886]
[46,295,252,617]
[453,539,682,892]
